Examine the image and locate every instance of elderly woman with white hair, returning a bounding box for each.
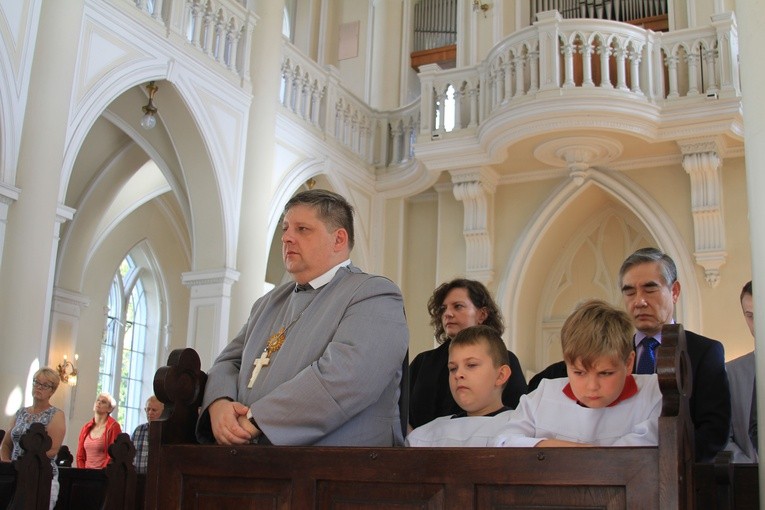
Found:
[76,392,122,468]
[0,367,66,509]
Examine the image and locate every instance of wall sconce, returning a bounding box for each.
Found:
[57,354,79,387]
[472,0,490,14]
[140,81,159,130]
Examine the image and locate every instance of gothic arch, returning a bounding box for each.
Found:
[496,168,701,359]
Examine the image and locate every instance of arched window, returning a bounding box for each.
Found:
[98,248,164,434]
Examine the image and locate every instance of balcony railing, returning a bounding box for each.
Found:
[125,0,255,84]
[280,42,420,169]
[418,10,740,137]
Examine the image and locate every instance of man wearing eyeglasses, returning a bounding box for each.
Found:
[130,396,164,474]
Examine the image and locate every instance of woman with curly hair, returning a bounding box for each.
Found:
[408,279,527,429]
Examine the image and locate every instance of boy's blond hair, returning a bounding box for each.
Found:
[449,325,510,369]
[561,299,634,369]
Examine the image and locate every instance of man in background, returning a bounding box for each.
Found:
[725,281,757,462]
[131,395,164,474]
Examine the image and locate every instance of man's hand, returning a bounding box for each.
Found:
[209,399,258,445]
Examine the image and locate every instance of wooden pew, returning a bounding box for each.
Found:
[145,324,696,509]
[0,422,141,510]
[54,433,143,510]
[0,422,53,509]
[694,451,760,510]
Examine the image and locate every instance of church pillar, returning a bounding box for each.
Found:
[48,288,89,416]
[678,139,727,287]
[226,1,285,340]
[450,167,497,285]
[369,0,403,109]
[182,268,240,370]
[0,184,20,273]
[737,0,765,490]
[0,1,83,412]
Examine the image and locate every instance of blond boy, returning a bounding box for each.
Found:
[406,325,512,446]
[496,299,662,447]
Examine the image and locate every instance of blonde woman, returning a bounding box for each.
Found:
[76,392,122,468]
[0,367,66,509]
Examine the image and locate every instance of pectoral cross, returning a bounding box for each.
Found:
[247,350,270,388]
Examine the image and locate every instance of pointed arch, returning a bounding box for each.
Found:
[497,168,701,355]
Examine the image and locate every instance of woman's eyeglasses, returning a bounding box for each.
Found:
[32,379,55,390]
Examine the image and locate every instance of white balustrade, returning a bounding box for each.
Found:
[280,42,420,168]
[123,0,253,82]
[419,10,741,137]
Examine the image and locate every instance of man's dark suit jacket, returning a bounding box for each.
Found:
[526,329,731,462]
[408,340,528,429]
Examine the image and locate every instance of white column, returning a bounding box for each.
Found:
[369,0,403,109]
[737,0,765,495]
[182,268,240,369]
[0,0,82,409]
[228,1,285,339]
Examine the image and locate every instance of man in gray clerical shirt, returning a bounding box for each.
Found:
[197,189,409,447]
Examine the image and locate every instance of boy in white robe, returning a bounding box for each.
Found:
[496,299,662,448]
[406,325,513,446]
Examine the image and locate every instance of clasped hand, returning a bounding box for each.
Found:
[209,399,261,445]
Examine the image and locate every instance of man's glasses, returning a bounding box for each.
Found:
[32,379,54,390]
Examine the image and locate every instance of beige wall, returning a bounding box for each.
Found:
[403,156,752,379]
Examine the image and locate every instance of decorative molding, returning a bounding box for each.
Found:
[182,267,241,293]
[52,287,90,318]
[450,167,498,284]
[680,147,727,287]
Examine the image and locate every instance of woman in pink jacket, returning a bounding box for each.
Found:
[76,392,122,468]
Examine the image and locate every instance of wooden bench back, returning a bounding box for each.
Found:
[145,324,696,509]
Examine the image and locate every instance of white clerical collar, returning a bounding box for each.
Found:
[305,259,351,290]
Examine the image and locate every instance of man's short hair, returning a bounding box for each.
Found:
[741,280,753,302]
[618,247,677,287]
[561,299,634,369]
[449,325,510,368]
[284,189,355,249]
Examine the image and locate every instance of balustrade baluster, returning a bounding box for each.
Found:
[703,48,718,94]
[228,26,240,73]
[562,42,575,88]
[615,46,628,90]
[529,50,539,93]
[502,58,512,103]
[582,42,595,87]
[629,48,642,94]
[666,55,680,98]
[686,50,700,96]
[514,55,525,97]
[598,42,613,88]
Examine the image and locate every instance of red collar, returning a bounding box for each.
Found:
[562,374,638,408]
